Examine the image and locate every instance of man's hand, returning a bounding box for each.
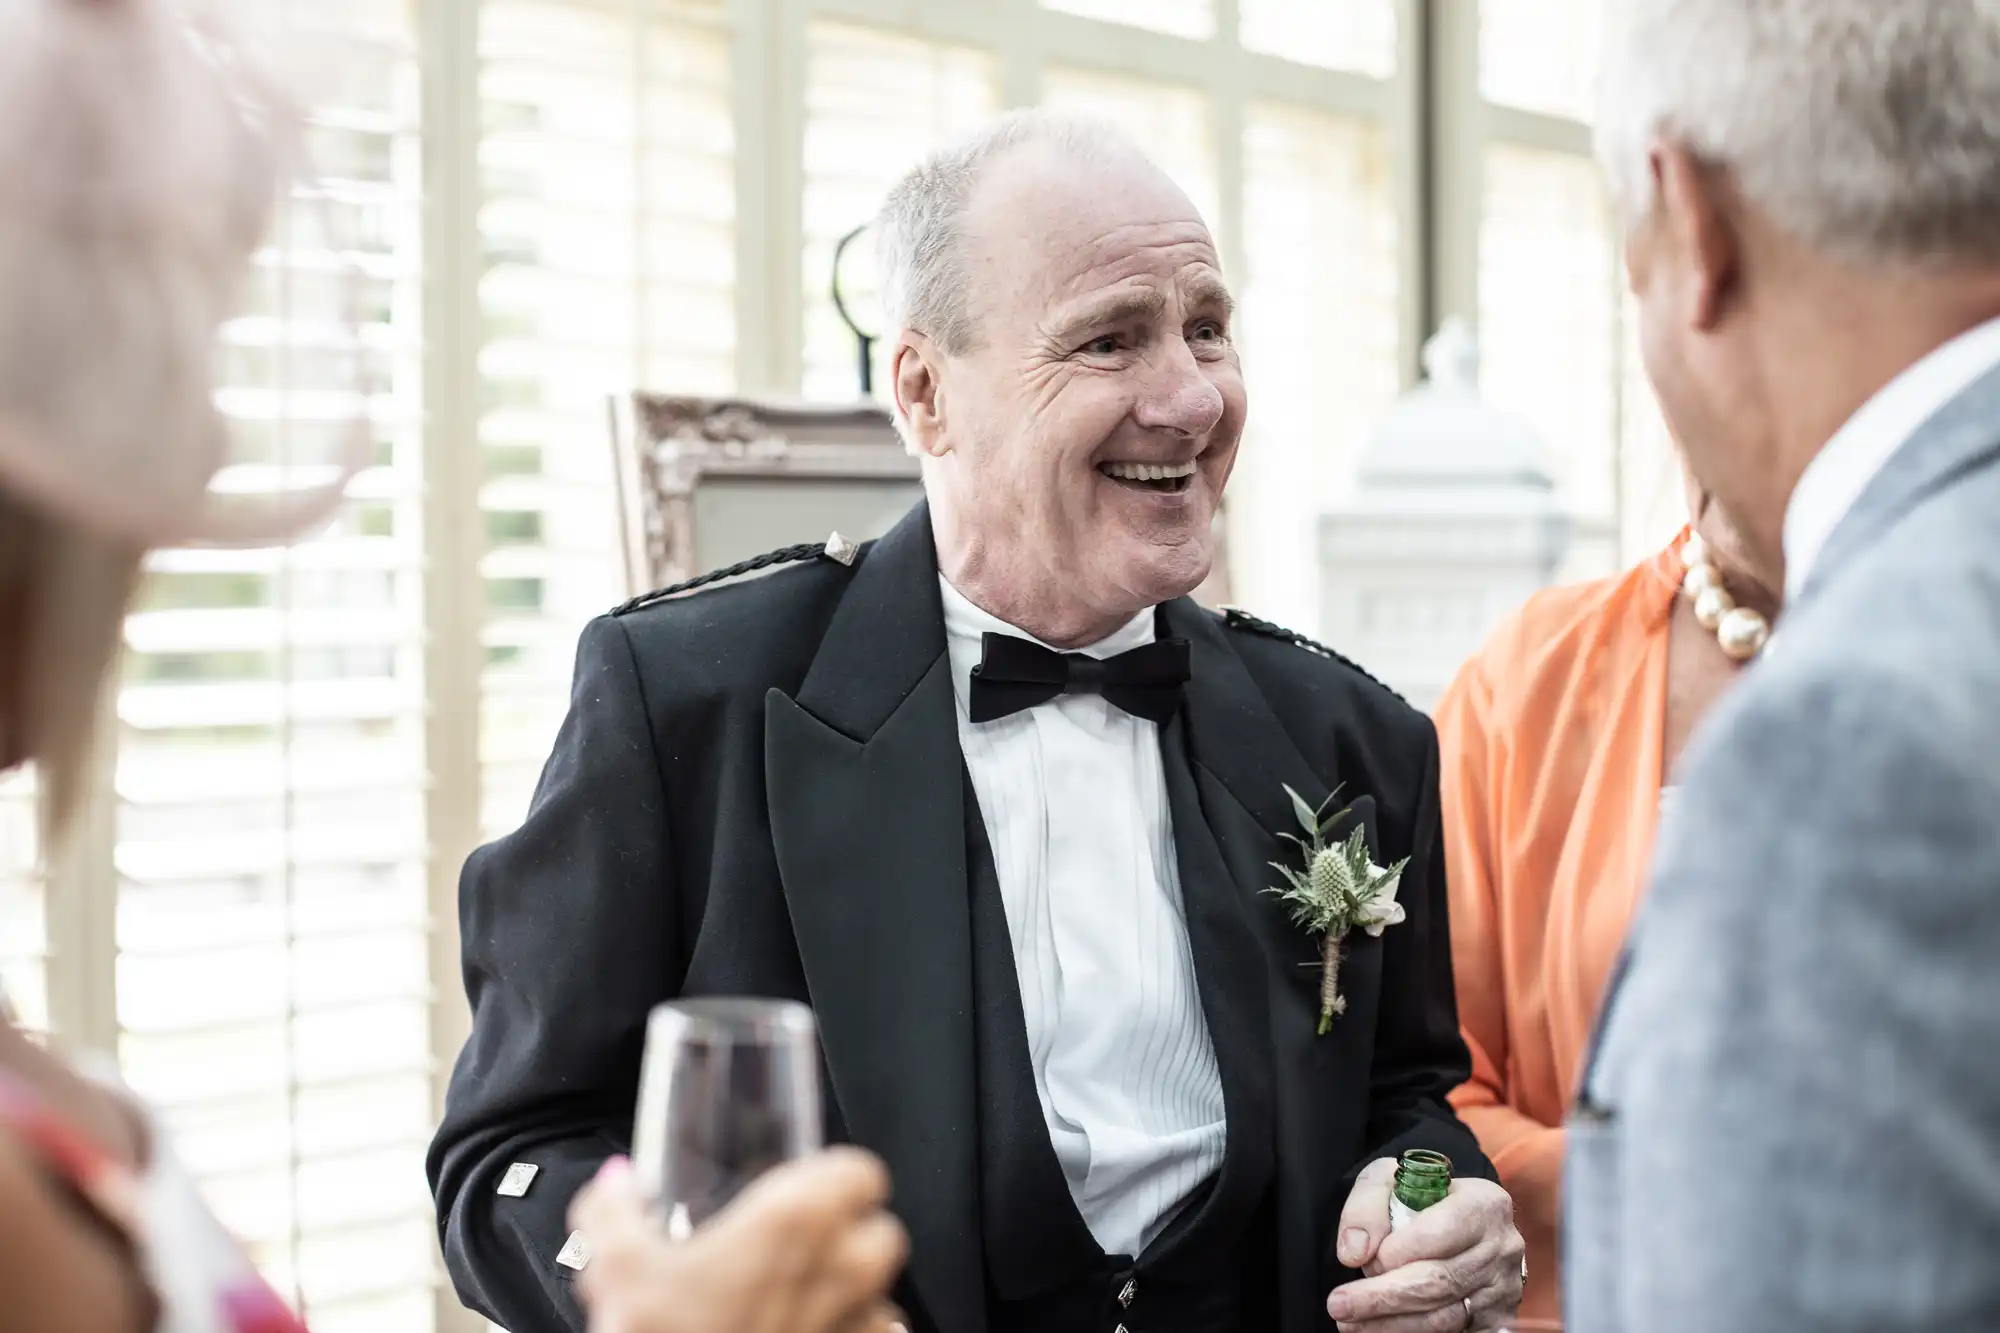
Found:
[569,1148,910,1333]
[1326,1157,1524,1332]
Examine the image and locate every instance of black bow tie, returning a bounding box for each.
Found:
[968,632,1191,724]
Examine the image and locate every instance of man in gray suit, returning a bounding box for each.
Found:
[1567,3,2000,1331]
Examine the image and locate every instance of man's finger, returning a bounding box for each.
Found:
[1372,1183,1497,1270]
[1464,1276,1522,1333]
[1331,1306,1472,1333]
[834,1303,911,1333]
[1326,1258,1476,1324]
[834,1211,911,1304]
[799,1212,910,1332]
[725,1147,894,1237]
[1335,1157,1398,1269]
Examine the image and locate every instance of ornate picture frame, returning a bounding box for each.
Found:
[609,393,924,595]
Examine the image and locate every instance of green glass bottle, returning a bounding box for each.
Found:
[1388,1149,1452,1231]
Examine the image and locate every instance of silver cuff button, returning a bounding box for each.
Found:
[556,1230,592,1272]
[497,1162,540,1197]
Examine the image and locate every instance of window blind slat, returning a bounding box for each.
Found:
[1040,0,1216,43]
[478,0,735,837]
[1479,0,1603,124]
[1240,0,1397,77]
[802,23,999,404]
[107,5,433,1325]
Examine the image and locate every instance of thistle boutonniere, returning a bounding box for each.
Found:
[1266,786,1411,1035]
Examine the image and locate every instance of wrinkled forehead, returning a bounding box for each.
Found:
[957,146,1224,330]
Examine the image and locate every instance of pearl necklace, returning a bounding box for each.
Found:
[1681,533,1771,661]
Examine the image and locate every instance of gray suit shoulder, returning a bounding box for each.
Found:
[1758,482,2000,769]
[1602,514,2000,1331]
[1661,485,2000,940]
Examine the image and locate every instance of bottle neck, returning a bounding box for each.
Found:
[1392,1152,1452,1212]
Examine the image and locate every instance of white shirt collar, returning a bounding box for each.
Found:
[1783,314,2000,601]
[938,575,1157,715]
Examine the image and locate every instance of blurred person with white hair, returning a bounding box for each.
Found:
[1569,3,2000,1331]
[0,3,903,1332]
[432,108,1525,1333]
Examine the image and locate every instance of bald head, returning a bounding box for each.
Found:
[875,110,1180,354]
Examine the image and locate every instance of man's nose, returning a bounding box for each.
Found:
[1133,338,1226,438]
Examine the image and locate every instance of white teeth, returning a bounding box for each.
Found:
[1102,460,1197,481]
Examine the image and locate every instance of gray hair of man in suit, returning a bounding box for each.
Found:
[876,112,1146,364]
[1596,0,2000,579]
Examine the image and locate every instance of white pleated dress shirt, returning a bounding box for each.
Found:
[940,576,1227,1259]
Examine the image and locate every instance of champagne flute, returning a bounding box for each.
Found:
[631,997,823,1238]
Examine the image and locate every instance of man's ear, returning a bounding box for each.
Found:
[892,333,950,458]
[1651,139,1741,335]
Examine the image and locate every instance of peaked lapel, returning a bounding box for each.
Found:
[1804,360,2000,606]
[765,503,985,1333]
[1160,597,1337,982]
[1161,597,1391,1331]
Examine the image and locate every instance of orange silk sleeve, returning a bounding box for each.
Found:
[1435,636,1567,1274]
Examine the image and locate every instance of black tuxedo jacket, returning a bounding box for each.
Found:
[429,503,1490,1333]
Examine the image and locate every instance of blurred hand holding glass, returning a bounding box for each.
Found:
[632,998,824,1238]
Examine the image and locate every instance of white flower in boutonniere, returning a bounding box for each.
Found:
[1266,785,1411,1035]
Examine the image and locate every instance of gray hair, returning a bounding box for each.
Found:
[876,109,1150,354]
[1596,0,2000,267]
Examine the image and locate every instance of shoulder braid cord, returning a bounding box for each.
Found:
[615,562,1401,705]
[612,541,840,617]
[1219,607,1407,705]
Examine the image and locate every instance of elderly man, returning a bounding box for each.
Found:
[1570,3,2000,1332]
[431,112,1523,1333]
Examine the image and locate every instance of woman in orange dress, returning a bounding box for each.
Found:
[1433,471,1782,1331]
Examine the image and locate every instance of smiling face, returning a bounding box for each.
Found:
[892,142,1246,646]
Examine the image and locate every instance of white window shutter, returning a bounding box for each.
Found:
[1241,0,1397,76]
[477,0,736,835]
[1041,0,1217,42]
[111,4,435,1328]
[802,22,999,403]
[1480,0,1605,124]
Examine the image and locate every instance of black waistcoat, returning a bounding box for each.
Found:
[965,713,1279,1333]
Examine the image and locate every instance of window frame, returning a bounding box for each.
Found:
[1429,0,1660,568]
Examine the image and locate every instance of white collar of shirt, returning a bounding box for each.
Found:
[1783,314,2000,602]
[939,576,1158,713]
